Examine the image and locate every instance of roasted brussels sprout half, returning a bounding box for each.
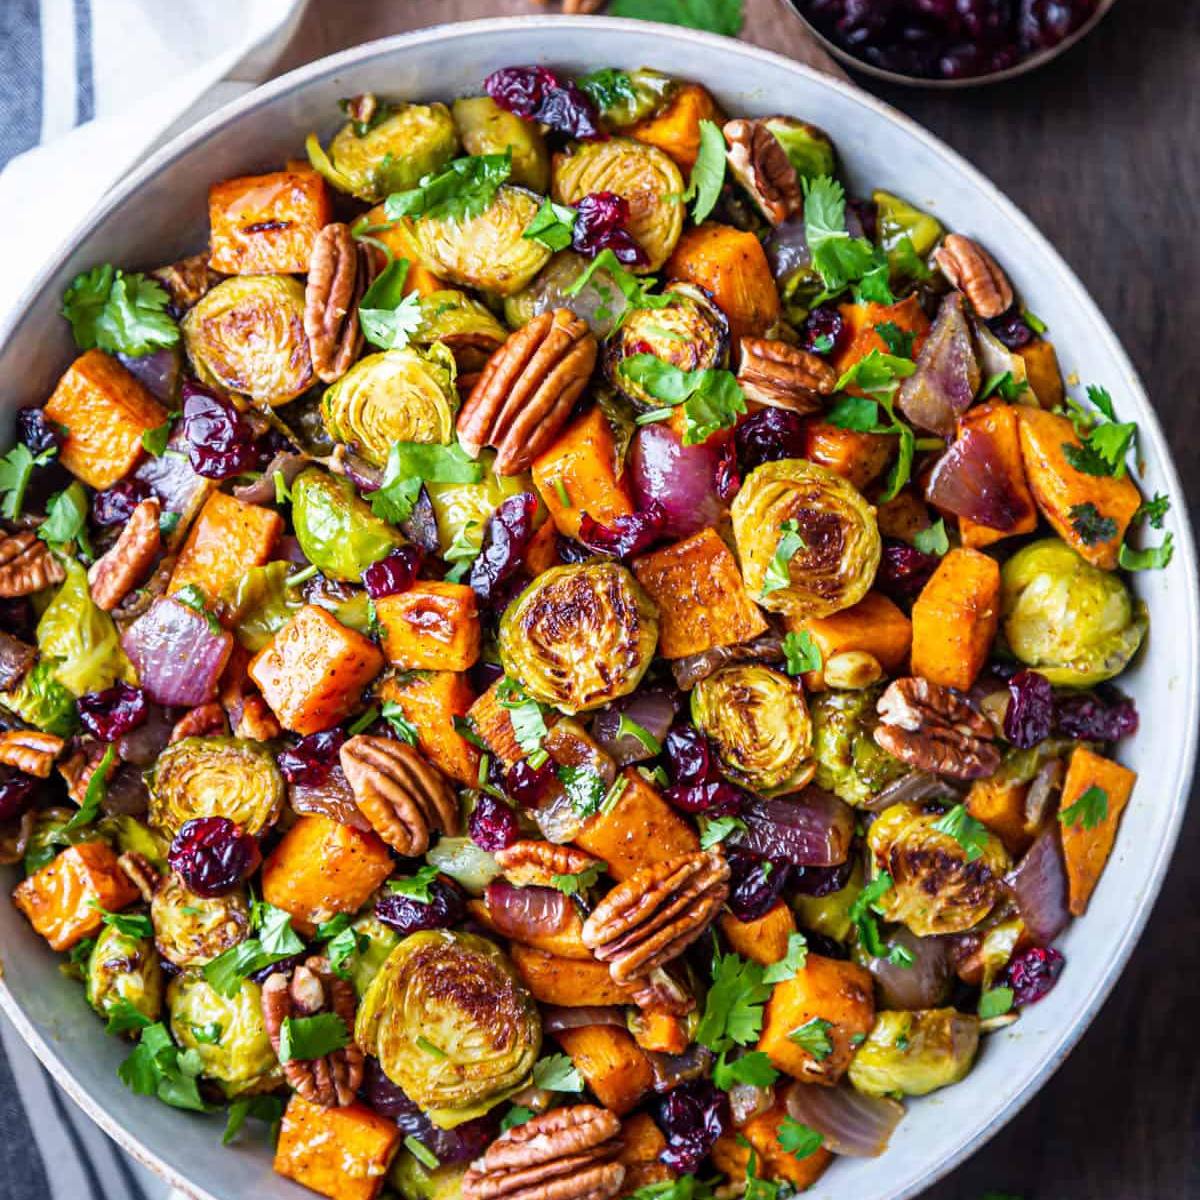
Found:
[1,660,78,738]
[762,117,836,183]
[425,836,502,896]
[792,858,863,943]
[591,68,677,128]
[306,101,459,202]
[391,1153,469,1200]
[848,1008,980,1098]
[356,931,541,1128]
[1000,538,1148,686]
[425,450,534,560]
[867,802,1011,937]
[218,561,304,653]
[322,344,458,468]
[291,467,406,582]
[452,97,550,192]
[152,871,250,968]
[182,276,313,406]
[691,664,813,795]
[414,290,508,376]
[552,138,685,272]
[343,912,402,998]
[167,973,279,1097]
[873,190,943,277]
[502,250,627,338]
[97,814,171,872]
[86,922,164,1028]
[810,686,908,808]
[148,736,283,838]
[400,186,551,297]
[731,459,881,619]
[37,559,131,697]
[498,563,659,714]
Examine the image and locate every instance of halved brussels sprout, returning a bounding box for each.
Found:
[552,138,685,272]
[731,459,881,619]
[1,660,78,738]
[97,814,171,872]
[425,450,534,560]
[867,802,1010,937]
[356,931,541,1128]
[391,1152,469,1200]
[218,561,304,653]
[149,737,283,838]
[322,344,458,468]
[37,560,132,697]
[873,190,943,276]
[691,664,813,795]
[307,102,459,202]
[414,290,507,378]
[605,284,730,407]
[591,68,678,128]
[1000,538,1147,686]
[343,912,402,998]
[762,117,836,183]
[810,686,907,808]
[167,973,280,1097]
[152,871,250,968]
[400,186,551,297]
[498,563,659,714]
[86,923,164,1028]
[452,97,550,192]
[503,250,627,337]
[182,276,313,406]
[848,1008,979,1098]
[792,857,863,943]
[426,836,502,896]
[291,467,406,582]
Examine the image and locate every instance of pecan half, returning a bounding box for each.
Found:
[462,1104,624,1200]
[88,497,162,612]
[169,702,229,744]
[934,234,1013,319]
[151,252,220,311]
[736,338,836,413]
[495,840,601,889]
[723,119,802,226]
[0,729,64,778]
[457,309,598,475]
[0,531,65,598]
[261,955,363,1108]
[0,631,36,692]
[118,850,161,904]
[874,676,1001,780]
[235,692,283,741]
[340,735,459,855]
[305,223,372,384]
[582,850,730,984]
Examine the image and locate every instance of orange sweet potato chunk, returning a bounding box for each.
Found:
[509,944,640,1007]
[833,296,930,380]
[628,83,723,172]
[274,1093,400,1200]
[168,491,282,604]
[375,582,481,672]
[719,902,797,966]
[955,401,1038,550]
[910,547,1000,691]
[712,1096,834,1191]
[802,420,893,491]
[618,1112,672,1195]
[553,1024,654,1116]
[632,527,767,659]
[209,169,332,275]
[1059,746,1137,916]
[965,771,1036,857]
[249,604,384,735]
[13,842,139,951]
[375,669,480,787]
[43,349,168,490]
[1016,339,1065,409]
[789,591,912,690]
[360,204,446,296]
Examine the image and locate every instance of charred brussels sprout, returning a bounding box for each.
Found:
[343,913,402,998]
[810,686,907,808]
[152,872,250,968]
[589,68,677,128]
[322,344,458,468]
[86,923,164,1028]
[503,250,627,338]
[97,815,171,872]
[148,737,283,838]
[167,973,279,1097]
[306,101,459,202]
[732,459,881,620]
[414,290,507,376]
[691,664,813,795]
[762,117,836,183]
[873,191,943,277]
[425,451,533,561]
[498,563,659,714]
[1001,538,1147,686]
[291,467,405,582]
[182,276,313,406]
[552,138,685,272]
[452,97,550,192]
[848,1008,980,1098]
[1,660,78,738]
[355,931,541,1128]
[867,802,1010,937]
[792,858,863,943]
[37,559,131,697]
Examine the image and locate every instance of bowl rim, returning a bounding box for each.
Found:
[0,15,1195,1200]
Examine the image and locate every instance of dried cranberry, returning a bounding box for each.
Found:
[505,757,557,808]
[471,661,506,694]
[1004,945,1065,1006]
[792,857,855,897]
[77,682,149,742]
[726,850,791,922]
[555,534,595,564]
[469,493,538,604]
[181,381,259,480]
[92,478,152,527]
[1054,689,1139,742]
[277,729,346,786]
[571,192,649,266]
[468,793,520,851]
[16,407,63,455]
[664,780,745,817]
[376,874,466,935]
[484,66,602,140]
[0,598,33,641]
[168,817,262,897]
[987,306,1036,349]
[713,440,740,502]
[664,723,715,786]
[876,538,939,600]
[1004,669,1054,749]
[657,1079,729,1174]
[0,768,36,822]
[362,546,423,599]
[800,304,847,357]
[577,500,666,559]
[735,408,808,473]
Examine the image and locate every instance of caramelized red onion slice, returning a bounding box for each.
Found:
[233,450,309,505]
[863,771,961,812]
[670,632,786,692]
[925,424,1033,531]
[629,423,729,541]
[647,1044,714,1092]
[864,927,954,1011]
[897,291,979,437]
[1007,825,1070,946]
[541,1006,626,1032]
[289,764,373,832]
[117,346,181,404]
[734,789,855,867]
[591,689,678,766]
[785,1081,905,1158]
[484,880,570,940]
[121,597,233,707]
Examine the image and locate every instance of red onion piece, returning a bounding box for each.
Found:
[234,451,309,506]
[1007,825,1070,946]
[926,424,1033,531]
[117,346,181,404]
[629,423,728,540]
[734,789,854,866]
[647,1045,714,1093]
[290,764,373,832]
[897,292,979,437]
[864,928,953,1010]
[134,427,210,521]
[121,597,233,707]
[115,703,174,766]
[763,217,813,283]
[591,689,678,766]
[785,1081,905,1158]
[670,632,785,692]
[862,771,961,812]
[100,764,151,817]
[541,1006,626,1031]
[484,880,569,940]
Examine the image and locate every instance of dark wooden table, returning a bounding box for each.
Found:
[281,5,1200,1196]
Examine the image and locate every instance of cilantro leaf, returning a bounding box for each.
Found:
[853,259,895,305]
[61,743,116,834]
[787,1016,833,1060]
[824,395,880,432]
[497,677,548,756]
[913,518,949,556]
[682,119,726,224]
[1059,785,1108,831]
[615,714,662,755]
[849,871,906,962]
[1134,492,1170,529]
[532,1053,585,1092]
[781,630,822,676]
[381,700,419,746]
[577,68,639,114]
[279,1013,350,1063]
[712,1049,779,1090]
[384,151,512,223]
[172,583,222,634]
[698,814,746,849]
[696,949,771,1052]
[874,321,915,359]
[358,256,424,350]
[802,175,883,294]
[931,804,991,862]
[523,198,578,252]
[762,932,809,985]
[62,265,179,357]
[980,371,1029,403]
[558,764,608,818]
[777,1117,824,1160]
[39,481,91,555]
[371,440,484,524]
[118,1022,206,1112]
[978,986,1015,1019]
[619,355,746,445]
[500,1105,536,1132]
[104,998,154,1037]
[0,443,55,521]
[388,864,441,903]
[1061,384,1137,477]
[222,1095,285,1146]
[141,414,177,458]
[1119,533,1174,571]
[551,860,606,897]
[834,350,916,399]
[607,0,744,36]
[90,902,153,940]
[1069,502,1117,547]
[761,519,806,597]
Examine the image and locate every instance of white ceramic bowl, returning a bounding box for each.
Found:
[0,17,1195,1200]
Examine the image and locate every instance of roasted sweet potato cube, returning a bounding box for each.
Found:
[525,517,560,576]
[465,678,526,767]
[966,771,1036,856]
[712,1095,834,1191]
[789,591,911,691]
[375,582,480,672]
[1016,406,1141,570]
[1059,746,1137,916]
[468,895,593,960]
[955,401,1038,550]
[1016,338,1065,409]
[910,548,1000,691]
[209,169,332,275]
[758,954,875,1086]
[833,296,930,379]
[13,842,139,951]
[633,528,767,659]
[43,349,168,490]
[719,902,797,966]
[553,1024,654,1116]
[374,669,480,786]
[629,82,723,171]
[802,421,893,492]
[509,944,640,1006]
[876,488,933,543]
[630,1008,692,1055]
[618,1112,672,1195]
[360,204,446,296]
[274,1093,400,1200]
[168,490,282,604]
[250,605,384,735]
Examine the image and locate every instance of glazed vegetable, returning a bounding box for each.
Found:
[452,97,550,192]
[208,168,332,275]
[792,591,911,691]
[627,80,717,170]
[503,250,627,337]
[552,1023,653,1116]
[848,1009,979,1098]
[37,559,131,697]
[764,117,836,182]
[718,903,797,966]
[342,913,402,998]
[412,289,507,372]
[292,468,405,581]
[713,1095,834,1191]
[151,871,250,968]
[86,922,165,1029]
[425,450,531,558]
[910,547,1001,692]
[375,582,481,672]
[873,190,943,276]
[168,489,283,604]
[810,686,908,807]
[375,670,481,787]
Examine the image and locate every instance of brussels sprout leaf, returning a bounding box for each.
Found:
[278,1013,350,1063]
[523,198,577,252]
[1068,502,1117,547]
[500,1105,536,1132]
[358,256,424,350]
[696,949,771,1051]
[763,932,809,984]
[1059,785,1108,831]
[978,986,1014,1019]
[118,1022,207,1112]
[222,1095,285,1146]
[712,1049,779,1090]
[381,700,420,745]
[777,1117,824,1160]
[371,440,484,524]
[616,713,662,755]
[913,518,950,556]
[388,864,441,903]
[682,119,726,224]
[384,150,512,223]
[698,814,746,849]
[62,264,179,357]
[932,804,991,863]
[782,630,822,676]
[761,519,807,598]
[551,860,607,897]
[787,1016,833,1061]
[532,1053,585,1092]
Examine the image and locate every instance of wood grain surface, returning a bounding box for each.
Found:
[279,4,1200,1197]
